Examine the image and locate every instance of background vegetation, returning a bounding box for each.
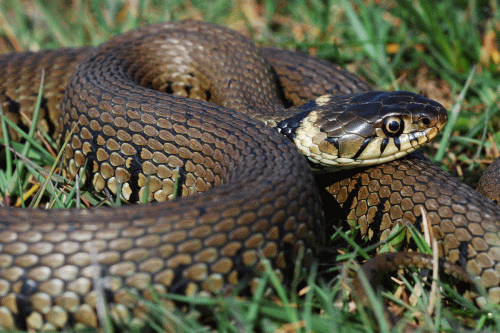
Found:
[0,0,499,332]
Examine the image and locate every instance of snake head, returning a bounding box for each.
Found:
[276,91,448,172]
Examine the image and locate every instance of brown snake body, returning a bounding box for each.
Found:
[0,20,498,330]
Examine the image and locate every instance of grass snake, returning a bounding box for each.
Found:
[0,20,496,330]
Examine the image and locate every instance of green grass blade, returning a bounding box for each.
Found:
[435,65,477,162]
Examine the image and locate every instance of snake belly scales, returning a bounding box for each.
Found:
[0,20,497,330]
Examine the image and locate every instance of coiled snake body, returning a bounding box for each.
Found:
[0,21,497,330]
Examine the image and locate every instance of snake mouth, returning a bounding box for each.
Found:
[346,125,442,168]
[304,132,435,172]
[297,115,446,172]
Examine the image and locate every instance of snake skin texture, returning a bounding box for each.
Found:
[477,156,500,204]
[0,20,497,331]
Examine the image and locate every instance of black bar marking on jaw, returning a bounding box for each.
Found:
[325,136,340,151]
[380,137,389,155]
[352,137,372,160]
[408,132,418,145]
[394,137,401,150]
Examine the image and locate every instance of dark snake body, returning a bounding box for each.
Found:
[0,21,498,330]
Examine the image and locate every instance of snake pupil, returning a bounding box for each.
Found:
[388,121,399,132]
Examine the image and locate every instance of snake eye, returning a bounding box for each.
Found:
[382,116,404,137]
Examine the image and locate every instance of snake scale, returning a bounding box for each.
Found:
[0,20,498,330]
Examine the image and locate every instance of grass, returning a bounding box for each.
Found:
[0,0,499,332]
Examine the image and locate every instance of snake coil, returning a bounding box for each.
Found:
[0,21,498,331]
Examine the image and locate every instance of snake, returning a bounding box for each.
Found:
[0,20,497,330]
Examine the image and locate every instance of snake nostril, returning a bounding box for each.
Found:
[421,117,430,126]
